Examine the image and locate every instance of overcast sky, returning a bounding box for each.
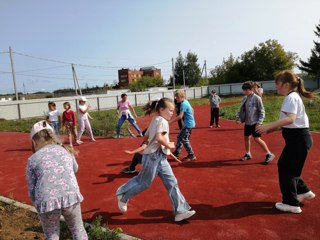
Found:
[0,0,319,93]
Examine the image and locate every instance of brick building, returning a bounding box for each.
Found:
[118,66,161,87]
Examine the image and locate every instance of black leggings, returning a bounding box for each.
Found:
[278,128,312,206]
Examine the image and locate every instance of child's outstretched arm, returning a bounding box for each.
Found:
[124,143,147,155]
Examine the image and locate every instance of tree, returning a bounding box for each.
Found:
[299,22,320,77]
[128,76,163,92]
[184,51,201,86]
[209,39,296,84]
[173,51,201,86]
[173,51,185,85]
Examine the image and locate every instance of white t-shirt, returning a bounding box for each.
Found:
[144,116,170,155]
[47,110,60,122]
[280,92,309,128]
[78,104,88,120]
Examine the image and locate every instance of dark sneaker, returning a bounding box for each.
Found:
[264,153,275,165]
[240,153,252,161]
[122,167,136,174]
[182,154,197,161]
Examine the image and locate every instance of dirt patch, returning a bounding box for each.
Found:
[0,202,43,240]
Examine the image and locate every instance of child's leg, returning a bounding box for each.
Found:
[78,119,85,140]
[116,115,126,136]
[116,152,160,202]
[129,153,142,170]
[84,119,94,139]
[214,108,220,126]
[210,107,214,126]
[253,137,270,153]
[72,126,78,144]
[127,115,142,134]
[62,203,88,240]
[38,209,62,239]
[244,136,250,153]
[158,157,191,215]
[180,128,194,155]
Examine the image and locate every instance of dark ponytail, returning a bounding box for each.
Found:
[143,98,173,115]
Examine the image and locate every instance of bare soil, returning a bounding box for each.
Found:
[0,202,44,240]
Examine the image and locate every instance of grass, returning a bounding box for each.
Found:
[1,94,320,134]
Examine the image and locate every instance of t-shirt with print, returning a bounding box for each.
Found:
[143,116,170,155]
[280,92,309,128]
[180,99,195,128]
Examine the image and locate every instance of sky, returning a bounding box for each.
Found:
[0,0,319,94]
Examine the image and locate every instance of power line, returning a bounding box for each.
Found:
[16,65,68,73]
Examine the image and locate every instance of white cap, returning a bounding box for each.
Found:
[79,96,87,102]
[30,120,54,139]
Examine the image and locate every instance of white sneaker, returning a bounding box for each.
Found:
[174,210,196,222]
[275,202,302,214]
[91,138,96,142]
[297,191,316,202]
[117,195,127,213]
[76,140,83,144]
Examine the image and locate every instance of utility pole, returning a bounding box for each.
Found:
[172,57,175,89]
[71,64,82,96]
[204,59,207,79]
[9,46,18,100]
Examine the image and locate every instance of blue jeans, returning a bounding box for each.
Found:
[49,121,60,135]
[116,114,142,136]
[174,128,194,155]
[116,149,191,215]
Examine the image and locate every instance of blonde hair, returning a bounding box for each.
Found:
[32,129,78,156]
[275,70,315,99]
[175,89,185,98]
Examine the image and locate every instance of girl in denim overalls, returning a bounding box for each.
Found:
[116,97,196,222]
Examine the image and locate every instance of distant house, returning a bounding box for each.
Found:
[118,66,161,87]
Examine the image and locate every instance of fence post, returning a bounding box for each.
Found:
[148,93,151,101]
[97,97,100,111]
[194,88,196,99]
[17,103,21,119]
[135,94,137,106]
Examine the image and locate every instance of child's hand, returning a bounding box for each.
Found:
[168,142,175,149]
[124,150,133,154]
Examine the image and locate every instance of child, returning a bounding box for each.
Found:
[46,101,61,135]
[256,70,316,213]
[253,81,264,97]
[62,102,78,147]
[122,129,181,174]
[170,89,197,161]
[116,98,196,222]
[77,96,96,143]
[27,120,88,239]
[209,90,221,128]
[236,81,275,164]
[115,93,143,138]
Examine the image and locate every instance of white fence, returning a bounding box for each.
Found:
[0,86,209,120]
[1,78,319,120]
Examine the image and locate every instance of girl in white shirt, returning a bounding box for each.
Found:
[256,70,316,214]
[116,98,196,222]
[46,101,60,135]
[77,96,95,144]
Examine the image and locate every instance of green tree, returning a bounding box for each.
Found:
[173,51,185,85]
[128,76,163,92]
[299,22,320,77]
[239,39,296,81]
[185,51,201,86]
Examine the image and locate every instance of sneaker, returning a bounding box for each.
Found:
[122,167,136,174]
[174,210,196,222]
[216,125,221,128]
[240,153,252,161]
[297,191,316,202]
[264,153,275,164]
[117,195,127,213]
[138,132,143,137]
[209,125,213,128]
[76,140,83,145]
[275,202,302,214]
[91,138,96,142]
[113,135,120,139]
[182,154,197,161]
